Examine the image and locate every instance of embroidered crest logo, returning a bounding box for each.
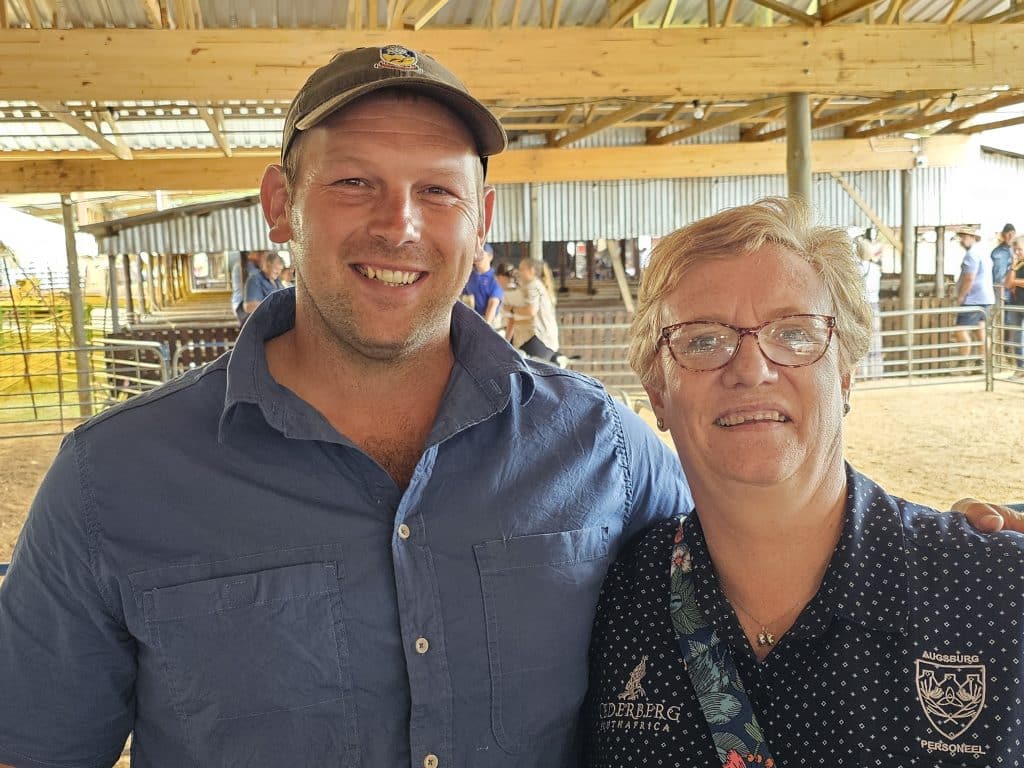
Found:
[915,657,986,740]
[376,44,420,71]
[617,655,648,701]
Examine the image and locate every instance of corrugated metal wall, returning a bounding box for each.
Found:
[92,153,1015,253]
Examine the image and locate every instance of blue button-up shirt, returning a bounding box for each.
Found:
[583,465,1024,766]
[0,289,689,768]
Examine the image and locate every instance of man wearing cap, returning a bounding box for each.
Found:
[462,242,504,330]
[0,45,1017,768]
[953,225,995,365]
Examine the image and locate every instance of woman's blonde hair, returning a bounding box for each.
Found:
[628,197,872,392]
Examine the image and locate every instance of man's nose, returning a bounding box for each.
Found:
[368,188,420,246]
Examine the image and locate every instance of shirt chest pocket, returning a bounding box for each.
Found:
[474,526,610,756]
[139,561,359,762]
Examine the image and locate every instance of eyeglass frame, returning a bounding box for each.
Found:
[657,313,837,373]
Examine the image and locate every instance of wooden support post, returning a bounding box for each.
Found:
[61,193,93,417]
[900,169,917,373]
[935,226,947,298]
[108,254,120,332]
[786,92,812,203]
[585,239,596,296]
[122,253,134,321]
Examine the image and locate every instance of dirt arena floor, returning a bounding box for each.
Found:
[0,383,1022,563]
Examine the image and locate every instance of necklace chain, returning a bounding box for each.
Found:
[724,590,811,648]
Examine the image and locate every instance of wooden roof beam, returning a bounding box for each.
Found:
[546,104,577,145]
[749,0,818,26]
[139,0,163,28]
[850,91,1024,138]
[36,101,133,160]
[752,91,934,142]
[7,28,1024,102]
[819,0,879,24]
[943,0,967,24]
[960,113,1024,134]
[403,0,449,31]
[649,96,787,145]
[0,135,972,193]
[661,0,678,27]
[884,0,903,24]
[604,0,650,28]
[201,105,232,157]
[552,99,657,148]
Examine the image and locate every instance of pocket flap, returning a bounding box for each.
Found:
[474,526,609,572]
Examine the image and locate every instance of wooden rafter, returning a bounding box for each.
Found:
[942,0,966,24]
[646,101,688,141]
[661,0,678,27]
[24,0,41,28]
[812,96,833,117]
[748,0,817,25]
[552,100,656,147]
[37,102,133,160]
[403,0,449,30]
[139,0,163,28]
[650,97,788,145]
[960,113,1024,134]
[201,104,232,157]
[546,104,577,145]
[884,0,903,24]
[551,0,562,27]
[510,0,522,26]
[831,172,902,253]
[604,0,650,28]
[978,6,1024,24]
[387,0,405,29]
[0,0,7,29]
[819,0,880,24]
[707,0,716,27]
[752,91,933,141]
[723,0,738,24]
[850,92,1024,138]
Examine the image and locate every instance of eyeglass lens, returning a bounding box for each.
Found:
[665,315,833,371]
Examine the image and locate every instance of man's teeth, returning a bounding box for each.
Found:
[358,265,420,285]
[715,411,787,427]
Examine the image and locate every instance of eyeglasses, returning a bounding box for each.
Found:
[658,313,836,372]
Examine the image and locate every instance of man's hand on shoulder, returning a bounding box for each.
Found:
[953,498,1024,533]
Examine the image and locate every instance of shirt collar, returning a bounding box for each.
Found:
[219,288,535,444]
[686,463,910,649]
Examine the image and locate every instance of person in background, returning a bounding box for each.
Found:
[230,250,262,324]
[953,225,994,367]
[583,197,1024,767]
[854,234,883,380]
[242,250,285,317]
[493,260,521,340]
[510,257,569,367]
[991,223,1016,365]
[278,265,295,288]
[1007,237,1024,378]
[462,242,503,331]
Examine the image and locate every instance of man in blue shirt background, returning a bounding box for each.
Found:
[462,242,504,330]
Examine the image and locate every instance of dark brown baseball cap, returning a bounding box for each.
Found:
[281,44,507,166]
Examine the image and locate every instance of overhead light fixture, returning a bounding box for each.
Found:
[692,99,705,120]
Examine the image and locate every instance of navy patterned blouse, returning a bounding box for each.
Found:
[582,465,1024,767]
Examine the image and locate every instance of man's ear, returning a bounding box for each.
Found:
[260,164,293,244]
[479,184,497,248]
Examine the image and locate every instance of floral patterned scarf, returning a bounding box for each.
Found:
[670,517,777,768]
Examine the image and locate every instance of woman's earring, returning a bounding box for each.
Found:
[656,417,667,431]
[843,401,851,416]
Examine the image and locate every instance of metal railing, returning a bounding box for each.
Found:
[0,338,169,437]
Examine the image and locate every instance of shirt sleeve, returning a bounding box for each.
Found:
[244,275,264,303]
[613,401,693,543]
[0,432,134,768]
[960,251,981,279]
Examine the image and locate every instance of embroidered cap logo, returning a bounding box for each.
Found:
[915,659,986,740]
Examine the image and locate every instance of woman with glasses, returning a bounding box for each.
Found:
[582,197,1024,767]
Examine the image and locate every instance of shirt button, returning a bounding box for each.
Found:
[415,637,429,654]
[423,755,439,768]
[398,524,411,540]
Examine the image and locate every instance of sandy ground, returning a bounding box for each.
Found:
[1,383,1021,564]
